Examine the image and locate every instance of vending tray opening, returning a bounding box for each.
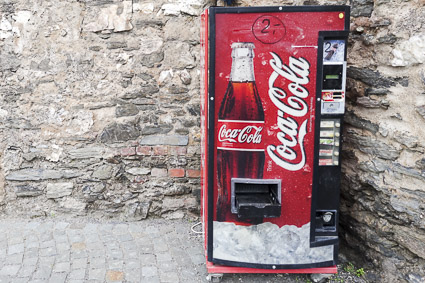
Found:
[231,178,281,219]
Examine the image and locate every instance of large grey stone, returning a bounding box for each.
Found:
[345,111,379,134]
[351,0,374,17]
[68,147,105,159]
[416,105,425,120]
[115,103,139,117]
[92,165,114,180]
[125,167,150,175]
[141,125,173,135]
[391,35,425,67]
[139,35,163,55]
[140,52,164,68]
[345,132,401,160]
[58,198,87,213]
[347,66,396,88]
[14,185,43,197]
[123,201,150,221]
[99,122,140,143]
[393,132,418,148]
[6,169,81,181]
[0,54,21,72]
[46,183,74,199]
[162,198,185,212]
[163,42,195,69]
[139,135,188,146]
[83,1,133,32]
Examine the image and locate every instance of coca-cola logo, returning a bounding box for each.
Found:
[218,124,263,144]
[267,52,310,171]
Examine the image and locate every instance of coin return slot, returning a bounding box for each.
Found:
[231,178,281,219]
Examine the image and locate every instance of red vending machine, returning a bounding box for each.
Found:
[200,5,350,279]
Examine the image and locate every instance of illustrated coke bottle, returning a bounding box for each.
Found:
[216,42,265,222]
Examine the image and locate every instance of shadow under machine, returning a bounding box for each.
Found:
[200,5,350,281]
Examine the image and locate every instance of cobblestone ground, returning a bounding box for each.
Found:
[0,218,367,283]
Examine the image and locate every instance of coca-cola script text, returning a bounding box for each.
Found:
[267,52,310,171]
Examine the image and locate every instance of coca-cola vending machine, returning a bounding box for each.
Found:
[200,5,350,279]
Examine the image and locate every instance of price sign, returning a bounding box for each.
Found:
[252,15,286,44]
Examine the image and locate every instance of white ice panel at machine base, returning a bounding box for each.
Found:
[213,221,333,265]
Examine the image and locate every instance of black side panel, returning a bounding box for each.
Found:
[207,7,216,262]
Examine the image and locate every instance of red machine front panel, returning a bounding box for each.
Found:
[201,6,349,270]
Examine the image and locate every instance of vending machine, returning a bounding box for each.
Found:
[200,5,350,279]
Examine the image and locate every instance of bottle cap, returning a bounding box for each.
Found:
[231,42,255,49]
[231,42,255,58]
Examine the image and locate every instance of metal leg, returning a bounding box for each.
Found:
[206,273,224,282]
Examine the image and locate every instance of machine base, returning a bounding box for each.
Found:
[206,261,337,274]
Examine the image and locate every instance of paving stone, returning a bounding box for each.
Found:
[49,272,67,283]
[139,254,156,265]
[18,264,37,277]
[7,278,30,283]
[88,268,106,281]
[124,269,141,282]
[55,222,70,230]
[117,233,133,242]
[153,242,168,253]
[32,266,52,280]
[22,257,38,266]
[89,257,106,269]
[156,252,172,262]
[25,248,39,259]
[5,253,24,265]
[138,244,154,254]
[107,260,124,269]
[189,253,205,265]
[85,234,100,243]
[71,250,88,259]
[105,270,124,282]
[88,249,106,258]
[25,240,40,249]
[142,266,158,277]
[124,259,140,270]
[8,243,25,255]
[56,251,70,262]
[72,258,88,270]
[68,269,86,280]
[40,240,56,249]
[53,261,71,273]
[122,249,138,259]
[8,236,25,245]
[53,235,69,244]
[159,271,180,283]
[39,247,57,257]
[0,265,21,276]
[140,276,160,283]
[158,261,177,272]
[109,250,123,260]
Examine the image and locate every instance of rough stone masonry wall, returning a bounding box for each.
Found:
[0,0,214,220]
[0,0,424,282]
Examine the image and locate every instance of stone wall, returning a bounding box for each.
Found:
[1,0,424,282]
[0,0,212,220]
[340,0,425,282]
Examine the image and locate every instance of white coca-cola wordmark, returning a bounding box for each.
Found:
[218,124,263,144]
[267,52,310,171]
